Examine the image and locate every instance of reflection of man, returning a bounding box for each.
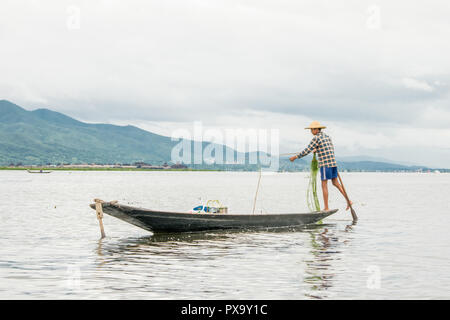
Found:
[290,121,351,211]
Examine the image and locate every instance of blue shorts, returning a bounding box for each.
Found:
[320,166,338,181]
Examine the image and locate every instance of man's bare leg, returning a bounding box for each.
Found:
[321,179,329,211]
[332,178,353,210]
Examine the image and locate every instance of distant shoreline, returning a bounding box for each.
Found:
[0,167,448,173]
[0,167,218,172]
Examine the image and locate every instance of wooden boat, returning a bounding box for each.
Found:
[27,169,52,174]
[89,201,338,233]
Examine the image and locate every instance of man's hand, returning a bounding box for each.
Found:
[289,155,297,162]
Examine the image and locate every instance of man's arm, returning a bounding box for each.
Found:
[290,136,319,161]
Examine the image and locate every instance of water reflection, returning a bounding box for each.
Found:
[94,225,335,265]
[96,225,335,253]
[94,231,237,267]
[93,222,356,299]
[303,221,357,299]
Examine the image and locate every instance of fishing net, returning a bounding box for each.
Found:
[307,153,321,212]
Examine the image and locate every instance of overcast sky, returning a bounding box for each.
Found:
[1,0,450,167]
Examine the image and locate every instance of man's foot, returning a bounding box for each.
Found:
[323,207,330,212]
[346,201,353,211]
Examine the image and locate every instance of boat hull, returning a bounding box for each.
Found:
[90,202,338,233]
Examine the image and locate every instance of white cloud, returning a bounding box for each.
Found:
[402,78,434,92]
[416,106,450,128]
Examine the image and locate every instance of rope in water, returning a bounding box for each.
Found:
[307,154,321,212]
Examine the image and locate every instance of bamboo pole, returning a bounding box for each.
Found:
[252,168,262,214]
[94,199,106,238]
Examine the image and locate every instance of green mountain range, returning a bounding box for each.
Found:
[0,100,436,171]
[0,100,179,165]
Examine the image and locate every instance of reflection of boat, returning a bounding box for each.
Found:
[27,169,52,174]
[89,201,338,233]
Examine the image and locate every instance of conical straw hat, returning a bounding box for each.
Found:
[305,121,326,129]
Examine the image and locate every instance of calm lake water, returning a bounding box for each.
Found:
[0,170,449,299]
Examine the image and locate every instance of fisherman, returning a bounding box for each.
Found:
[290,121,352,212]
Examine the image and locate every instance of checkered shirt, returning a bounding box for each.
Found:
[296,132,338,168]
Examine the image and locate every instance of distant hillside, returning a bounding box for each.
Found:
[337,155,420,167]
[278,155,431,172]
[0,100,435,172]
[0,100,266,169]
[0,100,176,165]
[338,161,427,172]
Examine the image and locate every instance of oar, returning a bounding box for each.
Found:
[337,173,358,221]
